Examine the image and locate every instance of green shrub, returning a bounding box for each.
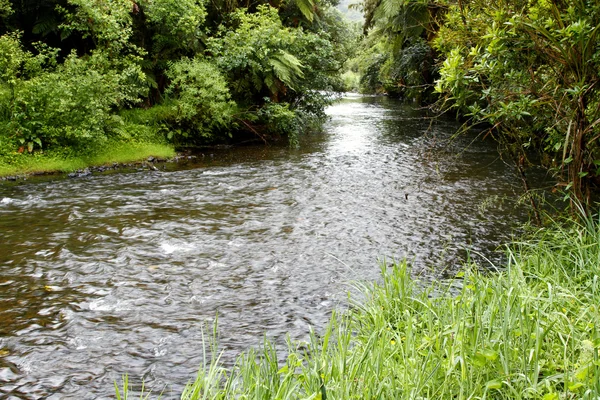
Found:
[255,100,299,143]
[6,50,146,152]
[0,0,11,17]
[163,57,235,143]
[207,5,305,104]
[141,0,206,55]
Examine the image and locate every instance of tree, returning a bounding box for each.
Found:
[352,0,443,99]
[207,5,305,105]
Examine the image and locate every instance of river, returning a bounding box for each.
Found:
[0,94,537,398]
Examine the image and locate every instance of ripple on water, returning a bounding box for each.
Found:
[0,95,545,398]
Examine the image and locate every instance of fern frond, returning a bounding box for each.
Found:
[269,51,304,90]
[32,13,59,36]
[294,0,315,23]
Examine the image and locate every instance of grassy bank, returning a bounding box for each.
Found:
[0,142,176,178]
[119,215,600,399]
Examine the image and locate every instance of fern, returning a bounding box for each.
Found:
[269,51,304,90]
[32,15,59,37]
[294,0,316,22]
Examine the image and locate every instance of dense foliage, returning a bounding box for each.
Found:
[0,0,358,172]
[352,0,600,209]
[435,0,600,208]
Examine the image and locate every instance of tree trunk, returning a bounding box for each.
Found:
[569,94,590,213]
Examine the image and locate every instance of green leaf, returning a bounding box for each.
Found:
[481,349,498,361]
[277,365,289,374]
[294,0,315,22]
[473,353,487,367]
[268,51,304,90]
[575,365,590,381]
[485,380,502,390]
[568,382,584,391]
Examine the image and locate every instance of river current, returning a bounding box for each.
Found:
[0,95,537,398]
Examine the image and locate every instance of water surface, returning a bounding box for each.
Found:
[0,95,535,398]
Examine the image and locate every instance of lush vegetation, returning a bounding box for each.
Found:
[5,0,597,210]
[350,0,600,210]
[116,213,600,399]
[0,0,359,176]
[3,0,600,396]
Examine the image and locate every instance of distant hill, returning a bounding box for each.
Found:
[336,0,364,22]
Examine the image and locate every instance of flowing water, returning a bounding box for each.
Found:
[0,95,542,398]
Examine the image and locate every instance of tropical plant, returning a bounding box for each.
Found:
[2,45,146,152]
[136,0,207,62]
[0,0,358,171]
[207,5,306,104]
[58,0,137,55]
[352,0,442,99]
[521,1,600,208]
[163,57,235,142]
[0,0,12,18]
[434,0,600,210]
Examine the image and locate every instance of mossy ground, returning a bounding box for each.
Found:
[0,142,176,178]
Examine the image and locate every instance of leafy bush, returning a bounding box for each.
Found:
[381,37,435,101]
[163,57,235,143]
[207,5,305,105]
[141,0,206,55]
[0,0,11,18]
[255,100,299,143]
[434,0,600,207]
[1,44,147,152]
[59,0,136,54]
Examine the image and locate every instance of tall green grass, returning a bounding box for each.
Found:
[121,214,600,399]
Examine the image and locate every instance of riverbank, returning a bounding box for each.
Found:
[0,142,177,181]
[128,215,600,398]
